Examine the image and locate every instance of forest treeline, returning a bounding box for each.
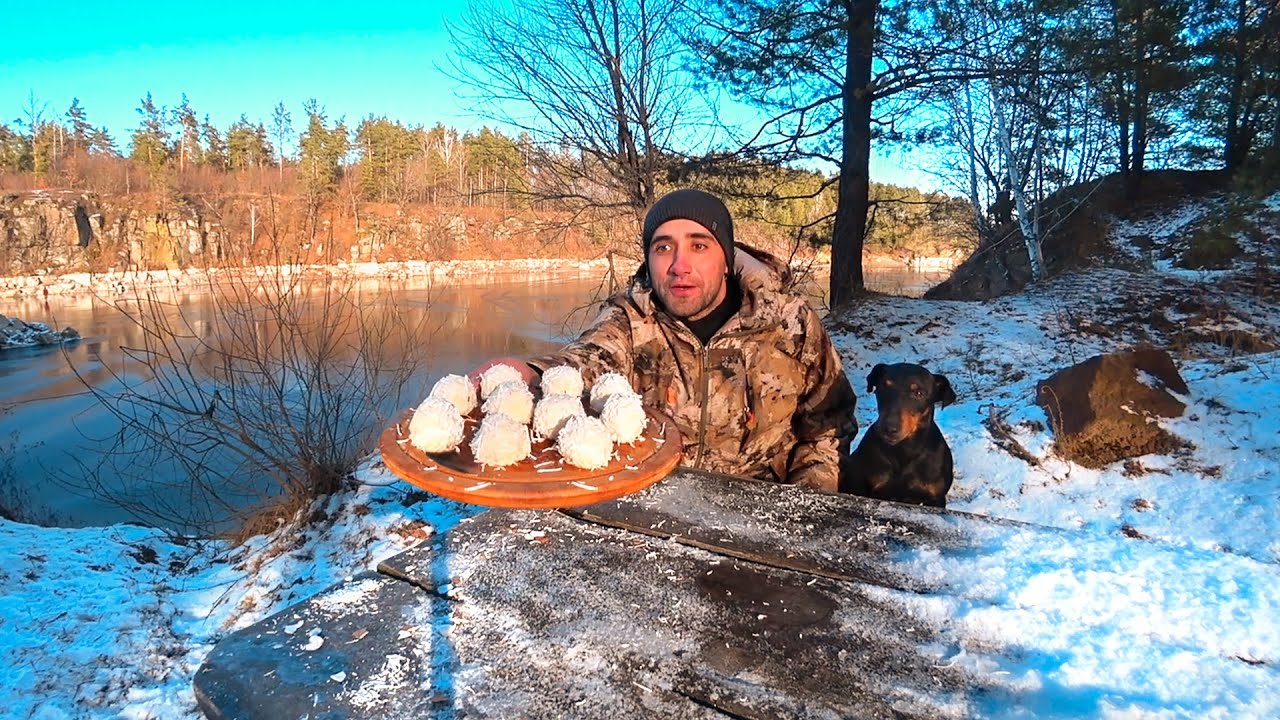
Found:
[0,94,974,261]
[445,0,1280,304]
[4,0,1278,289]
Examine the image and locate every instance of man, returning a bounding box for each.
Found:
[477,188,856,491]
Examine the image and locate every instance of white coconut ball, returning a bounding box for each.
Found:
[600,393,647,444]
[589,371,635,413]
[479,363,525,399]
[407,397,466,454]
[429,373,477,415]
[533,394,585,441]
[556,414,614,470]
[540,365,585,398]
[481,380,535,425]
[470,413,531,468]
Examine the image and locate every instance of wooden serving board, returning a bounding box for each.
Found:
[378,406,682,508]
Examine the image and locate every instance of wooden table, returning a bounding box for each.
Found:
[193,468,1272,719]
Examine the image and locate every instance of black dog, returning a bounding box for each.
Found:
[839,363,956,508]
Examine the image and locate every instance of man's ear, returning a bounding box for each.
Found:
[932,374,957,407]
[865,363,887,393]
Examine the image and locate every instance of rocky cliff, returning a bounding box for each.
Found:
[0,190,223,276]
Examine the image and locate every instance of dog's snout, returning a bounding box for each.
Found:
[881,415,903,434]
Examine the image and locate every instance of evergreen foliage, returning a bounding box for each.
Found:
[298,100,349,201]
[226,115,273,171]
[130,92,170,179]
[4,0,1277,268]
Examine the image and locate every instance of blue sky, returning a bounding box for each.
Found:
[2,2,469,137]
[1,0,936,190]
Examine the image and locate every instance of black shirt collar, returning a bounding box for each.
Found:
[679,277,742,345]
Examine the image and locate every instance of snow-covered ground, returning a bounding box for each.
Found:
[0,313,80,349]
[1,192,1278,718]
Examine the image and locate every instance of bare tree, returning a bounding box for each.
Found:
[448,0,720,238]
[931,0,1111,279]
[61,265,434,537]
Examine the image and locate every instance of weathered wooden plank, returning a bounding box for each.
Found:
[198,503,992,719]
[197,472,1038,719]
[198,469,1276,718]
[195,571,446,720]
[382,508,986,719]
[561,467,1026,594]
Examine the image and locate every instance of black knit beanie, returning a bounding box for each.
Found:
[641,189,734,270]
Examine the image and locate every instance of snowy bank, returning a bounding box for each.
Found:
[0,313,80,350]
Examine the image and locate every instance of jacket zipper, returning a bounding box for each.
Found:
[688,322,778,469]
[694,343,709,468]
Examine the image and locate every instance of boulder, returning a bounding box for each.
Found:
[1035,346,1189,468]
[0,314,80,350]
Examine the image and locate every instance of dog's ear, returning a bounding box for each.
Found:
[866,364,887,393]
[932,374,956,407]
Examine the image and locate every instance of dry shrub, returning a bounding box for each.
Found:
[1179,219,1244,269]
[61,261,435,539]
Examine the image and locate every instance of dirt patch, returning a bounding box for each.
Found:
[928,170,1231,301]
[1036,346,1190,468]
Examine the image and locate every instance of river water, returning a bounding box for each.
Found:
[0,266,946,529]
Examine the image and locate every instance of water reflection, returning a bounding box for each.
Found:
[0,265,944,529]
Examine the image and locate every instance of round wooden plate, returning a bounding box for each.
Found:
[379,407,682,508]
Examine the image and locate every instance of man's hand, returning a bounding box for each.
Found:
[469,357,539,389]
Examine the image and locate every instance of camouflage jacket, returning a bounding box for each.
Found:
[530,246,857,491]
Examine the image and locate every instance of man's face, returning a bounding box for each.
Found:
[647,218,729,321]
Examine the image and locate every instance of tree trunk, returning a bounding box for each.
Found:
[992,82,1044,282]
[1224,0,1250,171]
[1132,87,1148,174]
[830,0,878,309]
[961,82,990,242]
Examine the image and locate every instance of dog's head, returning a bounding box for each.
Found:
[866,362,956,444]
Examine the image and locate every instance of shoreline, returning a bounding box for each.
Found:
[0,257,617,300]
[0,251,959,301]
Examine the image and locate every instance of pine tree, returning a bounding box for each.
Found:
[31,123,65,178]
[226,115,273,170]
[1186,0,1280,170]
[172,94,203,172]
[131,92,171,178]
[65,98,94,154]
[461,127,527,206]
[271,101,292,180]
[355,116,418,202]
[14,92,48,176]
[0,124,30,172]
[1053,0,1192,176]
[88,127,119,158]
[298,100,348,201]
[202,116,227,169]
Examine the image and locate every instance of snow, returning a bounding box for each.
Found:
[1,192,1278,717]
[0,313,80,349]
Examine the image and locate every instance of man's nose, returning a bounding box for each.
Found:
[669,248,692,274]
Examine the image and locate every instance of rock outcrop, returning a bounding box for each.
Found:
[0,190,223,275]
[0,314,80,350]
[1036,346,1189,468]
